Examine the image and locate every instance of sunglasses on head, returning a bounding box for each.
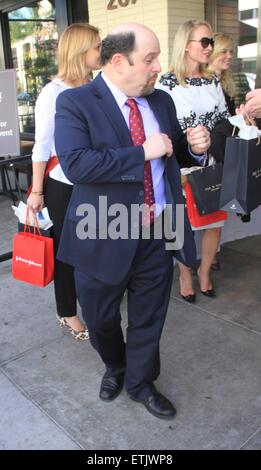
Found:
[189,37,215,49]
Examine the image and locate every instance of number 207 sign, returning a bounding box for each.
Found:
[107,0,137,9]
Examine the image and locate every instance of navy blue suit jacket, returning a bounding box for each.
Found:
[55,74,197,284]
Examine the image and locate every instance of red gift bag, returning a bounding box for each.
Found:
[12,215,54,287]
[184,182,227,228]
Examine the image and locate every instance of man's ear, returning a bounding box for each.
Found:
[111,53,128,73]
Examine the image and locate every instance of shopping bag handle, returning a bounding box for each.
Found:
[24,207,41,236]
[232,111,260,145]
[244,110,256,127]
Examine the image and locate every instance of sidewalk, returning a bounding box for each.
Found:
[0,196,260,450]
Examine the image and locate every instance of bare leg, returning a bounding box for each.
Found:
[198,227,221,291]
[177,260,195,297]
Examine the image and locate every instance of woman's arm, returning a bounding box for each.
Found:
[27,161,47,213]
[27,83,56,213]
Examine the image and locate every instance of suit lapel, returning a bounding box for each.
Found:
[91,78,170,149]
[92,74,133,146]
[146,92,170,170]
[146,92,170,135]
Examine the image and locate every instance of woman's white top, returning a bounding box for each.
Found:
[157,72,230,137]
[31,77,72,185]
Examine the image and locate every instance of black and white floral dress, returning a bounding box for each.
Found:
[157,72,230,230]
[157,72,230,133]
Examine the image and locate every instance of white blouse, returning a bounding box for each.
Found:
[31,77,72,185]
[157,73,230,133]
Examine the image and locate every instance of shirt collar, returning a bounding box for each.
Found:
[101,71,148,109]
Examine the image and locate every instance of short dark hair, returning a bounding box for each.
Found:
[101,32,135,66]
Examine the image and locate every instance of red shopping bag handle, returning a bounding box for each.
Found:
[24,207,41,237]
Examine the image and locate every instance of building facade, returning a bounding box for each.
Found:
[0,0,260,139]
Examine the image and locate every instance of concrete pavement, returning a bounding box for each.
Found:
[0,196,260,450]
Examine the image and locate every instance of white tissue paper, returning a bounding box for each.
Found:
[12,201,53,230]
[229,115,261,140]
[180,166,202,176]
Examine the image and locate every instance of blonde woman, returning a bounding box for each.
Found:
[27,23,101,339]
[207,32,235,115]
[158,20,230,302]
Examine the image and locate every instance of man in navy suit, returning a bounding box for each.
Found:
[55,23,210,420]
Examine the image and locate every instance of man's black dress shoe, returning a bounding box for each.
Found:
[129,390,176,420]
[99,373,124,401]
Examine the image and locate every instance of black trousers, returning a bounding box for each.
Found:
[44,177,77,318]
[74,221,173,399]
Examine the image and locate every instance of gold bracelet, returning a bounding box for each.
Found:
[31,191,44,196]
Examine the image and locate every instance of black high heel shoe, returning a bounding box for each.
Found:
[197,268,216,298]
[180,293,196,303]
[200,288,215,298]
[179,276,196,303]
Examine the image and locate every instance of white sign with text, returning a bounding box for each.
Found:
[0,69,20,157]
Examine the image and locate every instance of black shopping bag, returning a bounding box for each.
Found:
[187,163,223,215]
[219,137,261,214]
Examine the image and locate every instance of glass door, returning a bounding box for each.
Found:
[8,1,58,134]
[235,0,258,105]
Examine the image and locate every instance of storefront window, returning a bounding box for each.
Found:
[235,0,258,104]
[8,1,58,134]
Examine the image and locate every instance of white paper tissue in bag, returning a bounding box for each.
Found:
[12,201,53,230]
[228,115,261,140]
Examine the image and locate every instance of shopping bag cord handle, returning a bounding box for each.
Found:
[24,207,41,236]
[232,111,260,145]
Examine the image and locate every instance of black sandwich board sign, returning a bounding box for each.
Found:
[0,69,20,157]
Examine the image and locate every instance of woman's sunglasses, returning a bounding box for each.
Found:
[189,37,215,49]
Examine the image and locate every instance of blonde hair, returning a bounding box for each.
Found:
[207,32,235,98]
[57,23,99,82]
[169,20,213,86]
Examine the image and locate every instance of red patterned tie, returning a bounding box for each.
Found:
[126,98,155,225]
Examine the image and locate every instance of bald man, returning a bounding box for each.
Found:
[55,23,210,420]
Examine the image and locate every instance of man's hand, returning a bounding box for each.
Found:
[244,89,261,119]
[143,133,173,161]
[186,125,210,154]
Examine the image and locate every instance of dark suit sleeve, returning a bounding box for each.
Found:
[55,91,145,185]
